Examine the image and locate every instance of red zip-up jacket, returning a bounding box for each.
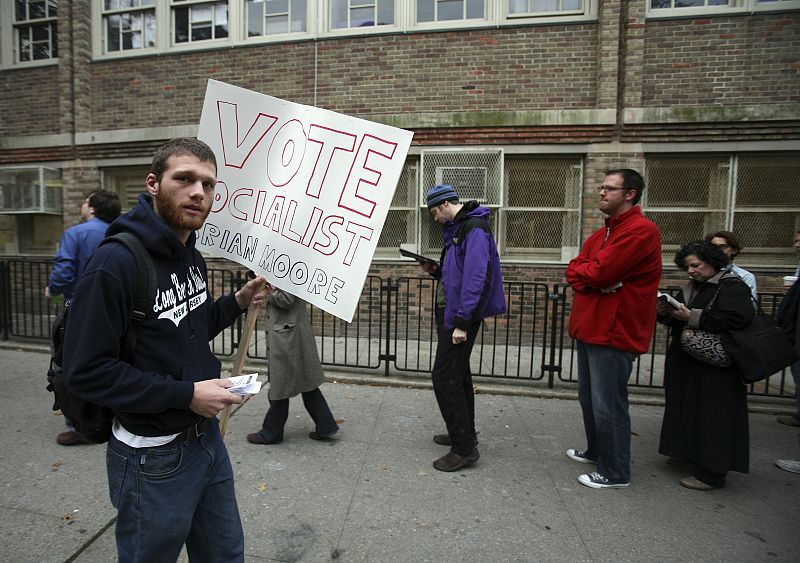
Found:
[566,206,662,354]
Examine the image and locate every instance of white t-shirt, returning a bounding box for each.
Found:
[112,419,179,448]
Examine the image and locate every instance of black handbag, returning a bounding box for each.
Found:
[724,305,799,384]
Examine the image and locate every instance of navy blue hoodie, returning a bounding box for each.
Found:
[63,194,244,436]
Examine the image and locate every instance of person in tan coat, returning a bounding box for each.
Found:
[247,286,339,444]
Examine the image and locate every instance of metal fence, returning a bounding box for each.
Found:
[0,259,794,401]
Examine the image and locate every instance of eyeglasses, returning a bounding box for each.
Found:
[596,185,627,193]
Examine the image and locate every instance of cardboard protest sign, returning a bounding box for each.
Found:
[196,80,413,322]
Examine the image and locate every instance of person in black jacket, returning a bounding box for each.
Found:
[63,138,268,563]
[656,241,754,490]
[776,231,800,427]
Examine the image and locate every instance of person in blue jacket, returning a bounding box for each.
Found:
[420,184,506,472]
[63,138,268,563]
[46,190,121,301]
[46,189,121,446]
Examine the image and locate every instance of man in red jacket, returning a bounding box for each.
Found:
[565,168,662,489]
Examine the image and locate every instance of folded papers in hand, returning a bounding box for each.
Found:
[227,373,262,396]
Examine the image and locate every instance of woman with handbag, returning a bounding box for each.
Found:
[656,240,755,490]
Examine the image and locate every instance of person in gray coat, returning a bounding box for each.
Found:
[247,286,339,444]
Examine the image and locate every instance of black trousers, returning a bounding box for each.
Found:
[431,309,481,456]
[257,388,338,443]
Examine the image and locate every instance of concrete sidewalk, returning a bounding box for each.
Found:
[1,346,798,562]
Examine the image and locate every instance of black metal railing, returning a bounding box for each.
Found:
[0,258,794,401]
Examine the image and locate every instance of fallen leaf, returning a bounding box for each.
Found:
[416,520,431,527]
[417,471,428,477]
[378,464,389,470]
[335,418,345,424]
[60,514,75,522]
[256,481,268,493]
[52,461,64,472]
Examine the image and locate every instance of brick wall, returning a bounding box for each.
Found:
[60,165,102,230]
[0,66,61,137]
[642,14,800,107]
[84,25,599,132]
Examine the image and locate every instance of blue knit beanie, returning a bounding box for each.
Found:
[426,184,459,208]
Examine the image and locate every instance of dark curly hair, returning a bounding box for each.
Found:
[674,240,730,271]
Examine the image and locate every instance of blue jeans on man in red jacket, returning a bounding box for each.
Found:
[576,341,635,484]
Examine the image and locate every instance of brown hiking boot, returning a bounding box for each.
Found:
[433,448,480,472]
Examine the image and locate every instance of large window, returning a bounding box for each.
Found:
[648,0,800,17]
[501,156,581,261]
[0,165,63,255]
[173,1,229,43]
[377,159,419,255]
[331,0,395,28]
[508,0,583,17]
[99,0,232,54]
[102,0,157,52]
[417,0,484,23]
[91,0,598,57]
[644,153,800,266]
[247,0,308,35]
[376,151,582,262]
[13,0,58,63]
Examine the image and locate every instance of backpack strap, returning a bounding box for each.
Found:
[454,216,491,246]
[438,216,493,266]
[101,233,157,359]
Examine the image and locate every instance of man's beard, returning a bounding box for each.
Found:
[154,192,210,232]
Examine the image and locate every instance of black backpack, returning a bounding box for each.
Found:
[46,232,157,443]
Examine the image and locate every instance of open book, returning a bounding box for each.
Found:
[657,291,681,310]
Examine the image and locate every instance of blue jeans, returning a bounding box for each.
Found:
[106,419,244,563]
[576,340,635,484]
[257,387,339,443]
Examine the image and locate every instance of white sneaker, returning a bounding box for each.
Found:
[775,459,800,474]
[578,471,629,489]
[566,448,596,464]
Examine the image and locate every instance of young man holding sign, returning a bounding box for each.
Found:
[421,184,506,472]
[63,138,268,562]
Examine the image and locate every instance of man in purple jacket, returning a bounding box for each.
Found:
[420,184,506,472]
